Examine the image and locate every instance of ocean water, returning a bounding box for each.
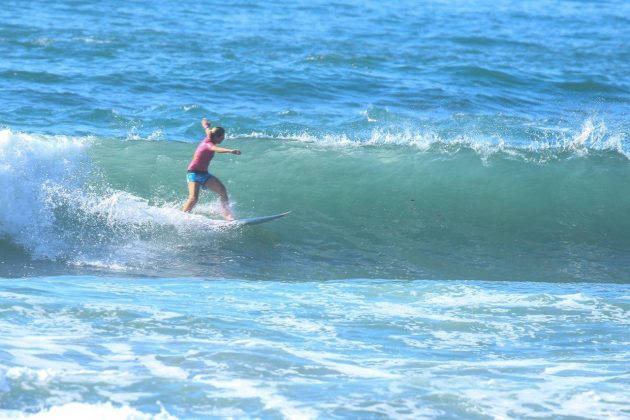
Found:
[1,0,629,418]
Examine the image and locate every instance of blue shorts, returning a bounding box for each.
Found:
[186,171,214,188]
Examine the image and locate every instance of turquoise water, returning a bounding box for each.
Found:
[1,0,629,417]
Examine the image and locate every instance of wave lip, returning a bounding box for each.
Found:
[237,118,629,161]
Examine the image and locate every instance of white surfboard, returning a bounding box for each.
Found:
[229,211,291,226]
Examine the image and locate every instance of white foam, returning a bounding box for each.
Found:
[32,37,53,47]
[5,367,59,385]
[0,129,236,268]
[0,402,176,420]
[449,372,630,419]
[234,117,629,159]
[77,36,111,45]
[1,277,628,418]
[282,348,399,379]
[262,315,336,335]
[139,356,188,380]
[4,336,91,371]
[193,377,319,420]
[0,129,88,258]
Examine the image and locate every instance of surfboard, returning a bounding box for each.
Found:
[229,211,291,226]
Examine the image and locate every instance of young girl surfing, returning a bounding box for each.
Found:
[182,118,241,220]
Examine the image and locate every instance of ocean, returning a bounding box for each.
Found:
[1,0,629,418]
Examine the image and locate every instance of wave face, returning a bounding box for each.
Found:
[1,127,629,282]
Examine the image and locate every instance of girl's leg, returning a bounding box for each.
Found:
[182,181,201,212]
[203,176,233,220]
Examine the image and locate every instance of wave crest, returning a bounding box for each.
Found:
[236,118,628,162]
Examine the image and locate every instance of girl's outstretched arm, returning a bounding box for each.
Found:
[201,118,212,137]
[210,145,241,155]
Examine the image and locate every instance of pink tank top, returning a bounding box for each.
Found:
[187,136,215,172]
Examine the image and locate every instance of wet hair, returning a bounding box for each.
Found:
[211,127,225,139]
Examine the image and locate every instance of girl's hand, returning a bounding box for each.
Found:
[232,149,241,155]
[201,118,210,128]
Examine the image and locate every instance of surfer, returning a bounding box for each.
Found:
[182,118,241,220]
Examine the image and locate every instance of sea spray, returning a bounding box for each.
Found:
[0,129,88,259]
[0,130,237,270]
